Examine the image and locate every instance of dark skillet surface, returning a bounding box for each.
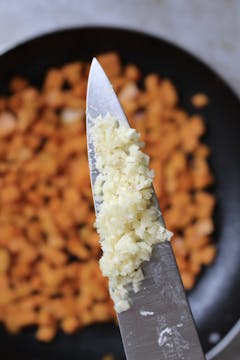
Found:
[0,27,240,360]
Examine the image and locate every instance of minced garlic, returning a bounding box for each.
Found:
[91,113,172,312]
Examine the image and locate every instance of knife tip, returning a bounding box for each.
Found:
[90,57,101,73]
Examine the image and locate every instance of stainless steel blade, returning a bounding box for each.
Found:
[86,58,205,360]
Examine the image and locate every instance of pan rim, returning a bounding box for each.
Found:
[206,319,240,359]
[0,24,239,101]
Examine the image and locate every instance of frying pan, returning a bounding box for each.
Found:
[0,27,240,360]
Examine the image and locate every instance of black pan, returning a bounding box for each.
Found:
[0,27,240,360]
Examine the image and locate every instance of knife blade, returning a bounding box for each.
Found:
[86,58,205,360]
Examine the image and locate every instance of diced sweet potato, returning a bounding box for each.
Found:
[0,53,215,342]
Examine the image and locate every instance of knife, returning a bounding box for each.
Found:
[86,58,205,360]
